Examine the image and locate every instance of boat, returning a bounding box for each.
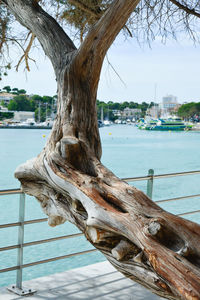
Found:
[137,118,158,130]
[148,117,186,131]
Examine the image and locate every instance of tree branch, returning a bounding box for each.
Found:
[16,32,36,72]
[3,0,77,76]
[169,0,200,18]
[75,0,140,93]
[68,0,101,19]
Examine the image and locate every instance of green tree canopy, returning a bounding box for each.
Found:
[178,102,200,119]
[7,95,35,111]
[3,85,11,93]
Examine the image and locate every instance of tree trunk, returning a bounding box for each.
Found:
[15,61,200,300]
[3,1,200,299]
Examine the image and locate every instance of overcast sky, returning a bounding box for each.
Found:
[1,34,200,104]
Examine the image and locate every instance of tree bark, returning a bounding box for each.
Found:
[3,1,200,299]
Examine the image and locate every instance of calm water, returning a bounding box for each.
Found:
[0,125,200,287]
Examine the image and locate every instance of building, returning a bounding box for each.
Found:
[112,109,121,117]
[122,108,142,119]
[162,95,179,113]
[0,93,14,105]
[13,111,35,122]
[0,106,8,112]
[146,105,161,118]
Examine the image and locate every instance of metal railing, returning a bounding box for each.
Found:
[0,169,200,295]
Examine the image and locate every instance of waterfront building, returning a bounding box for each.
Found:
[0,92,14,105]
[162,95,179,114]
[121,108,142,121]
[146,105,161,118]
[13,111,35,122]
[112,107,142,121]
[0,105,8,112]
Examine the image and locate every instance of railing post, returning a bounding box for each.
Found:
[16,192,25,290]
[147,169,154,199]
[8,192,35,296]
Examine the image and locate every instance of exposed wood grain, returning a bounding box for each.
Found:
[3,0,200,299]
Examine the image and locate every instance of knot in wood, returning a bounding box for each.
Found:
[148,221,161,236]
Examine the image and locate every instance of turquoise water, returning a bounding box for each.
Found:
[0,125,200,287]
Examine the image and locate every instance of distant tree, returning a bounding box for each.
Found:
[111,102,121,110]
[129,101,138,109]
[0,100,6,107]
[42,95,53,104]
[30,95,43,102]
[7,99,17,111]
[35,107,46,122]
[177,102,198,119]
[12,87,18,92]
[8,95,34,111]
[17,89,26,94]
[120,101,130,110]
[3,85,11,93]
[0,111,14,120]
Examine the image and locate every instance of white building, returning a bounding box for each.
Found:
[13,111,35,122]
[122,108,142,118]
[0,106,8,112]
[162,95,178,113]
[0,93,14,105]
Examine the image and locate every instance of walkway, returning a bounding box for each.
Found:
[0,261,165,300]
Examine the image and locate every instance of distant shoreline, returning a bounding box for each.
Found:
[0,125,52,129]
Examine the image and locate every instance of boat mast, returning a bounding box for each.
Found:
[154,83,157,119]
[101,106,104,122]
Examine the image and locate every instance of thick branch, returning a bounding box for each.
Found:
[169,0,200,18]
[15,152,200,300]
[75,0,140,92]
[3,0,76,76]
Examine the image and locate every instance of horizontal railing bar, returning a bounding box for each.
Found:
[0,218,48,229]
[0,222,21,229]
[178,210,200,217]
[123,175,151,182]
[0,232,83,252]
[0,170,200,195]
[123,170,200,182]
[0,249,97,273]
[24,218,48,225]
[156,194,200,204]
[0,188,22,195]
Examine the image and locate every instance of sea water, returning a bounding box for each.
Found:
[0,125,200,287]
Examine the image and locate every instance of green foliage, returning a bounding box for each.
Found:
[0,85,26,95]
[42,96,53,104]
[178,102,200,119]
[61,0,105,40]
[35,107,46,122]
[17,89,26,94]
[96,99,153,120]
[8,95,35,111]
[31,94,43,102]
[3,85,11,93]
[0,111,14,120]
[3,87,56,123]
[0,100,5,106]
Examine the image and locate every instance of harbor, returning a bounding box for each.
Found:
[1,1,200,297]
[0,125,200,295]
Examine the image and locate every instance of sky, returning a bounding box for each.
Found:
[1,33,200,104]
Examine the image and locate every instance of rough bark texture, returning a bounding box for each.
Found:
[3,1,200,299]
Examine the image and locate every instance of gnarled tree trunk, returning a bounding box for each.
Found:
[3,0,200,299]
